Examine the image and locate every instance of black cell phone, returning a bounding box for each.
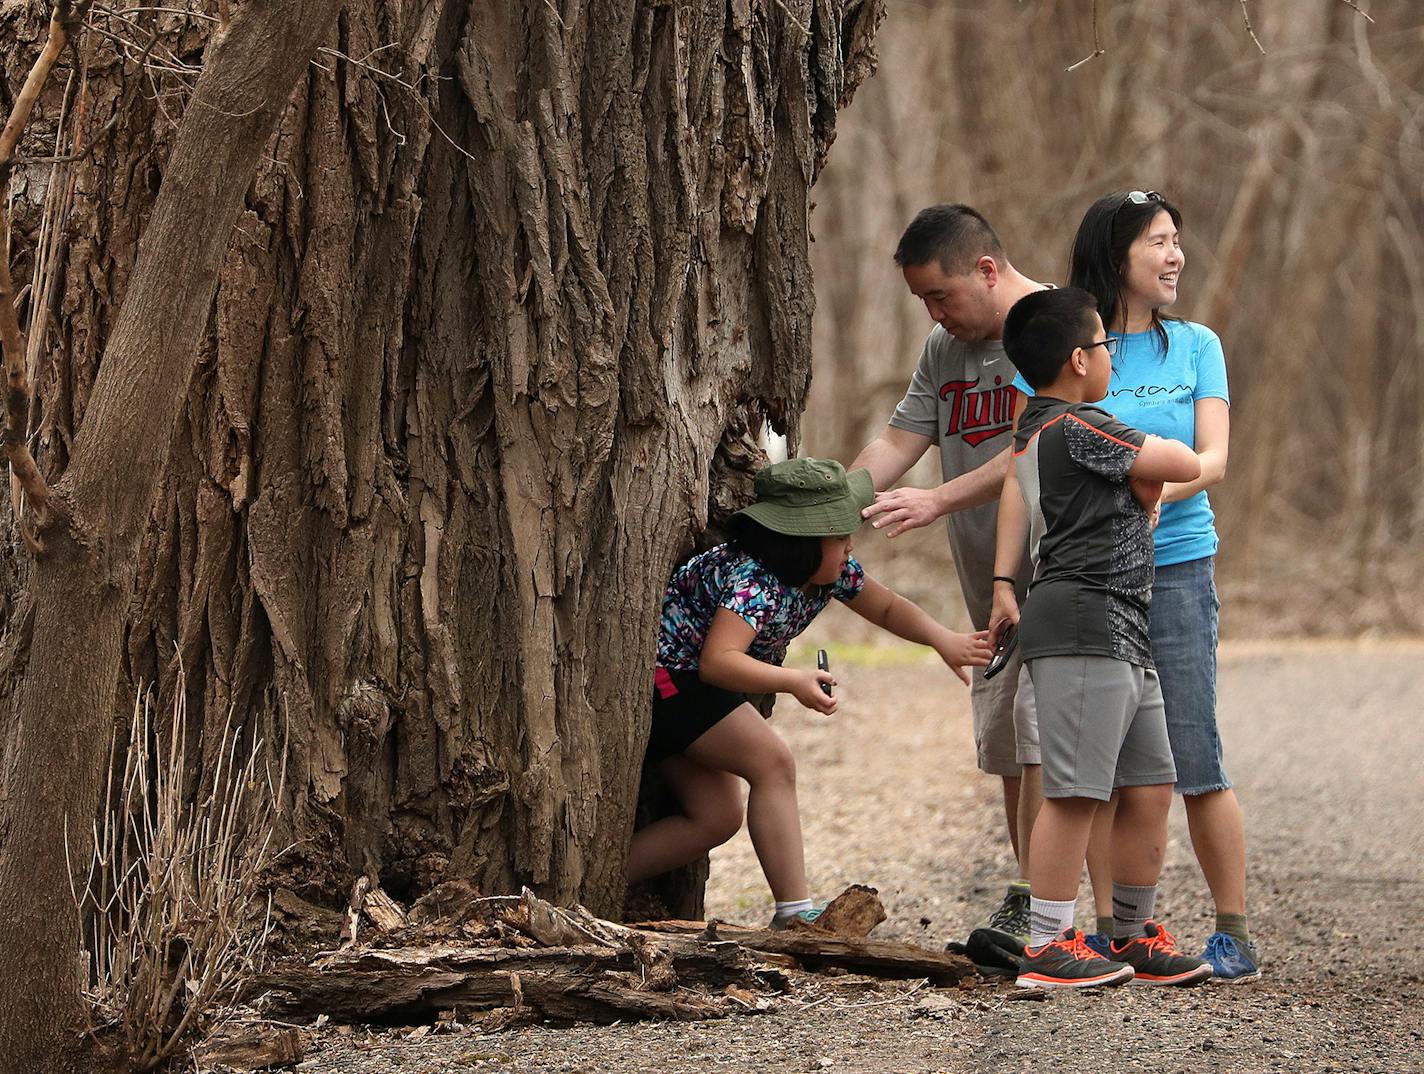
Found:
[817,649,833,697]
[983,624,1018,681]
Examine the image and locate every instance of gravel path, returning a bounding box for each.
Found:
[294,641,1424,1074]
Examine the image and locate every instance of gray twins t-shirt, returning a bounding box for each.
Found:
[889,325,1023,629]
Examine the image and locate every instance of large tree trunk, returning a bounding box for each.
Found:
[0,1,882,1067]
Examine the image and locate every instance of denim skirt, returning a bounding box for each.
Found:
[1150,556,1230,795]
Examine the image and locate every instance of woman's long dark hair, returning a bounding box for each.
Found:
[726,515,824,588]
[1068,191,1183,355]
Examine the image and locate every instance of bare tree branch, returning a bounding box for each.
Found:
[317,45,477,164]
[1239,0,1266,54]
[1065,0,1104,72]
[1336,0,1375,24]
[1241,0,1373,56]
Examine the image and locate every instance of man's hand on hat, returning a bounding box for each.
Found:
[861,485,945,538]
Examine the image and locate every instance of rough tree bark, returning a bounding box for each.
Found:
[0,0,883,1066]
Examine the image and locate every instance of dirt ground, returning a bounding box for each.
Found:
[295,640,1424,1074]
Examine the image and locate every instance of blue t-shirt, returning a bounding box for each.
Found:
[1012,319,1229,566]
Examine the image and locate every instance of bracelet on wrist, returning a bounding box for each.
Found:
[992,575,1017,586]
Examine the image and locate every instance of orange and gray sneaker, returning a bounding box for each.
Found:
[1016,927,1135,989]
[1109,921,1214,986]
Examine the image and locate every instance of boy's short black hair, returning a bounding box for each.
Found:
[893,204,1005,275]
[726,514,823,588]
[1002,287,1100,390]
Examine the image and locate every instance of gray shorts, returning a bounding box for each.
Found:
[1027,655,1177,801]
[970,651,1042,776]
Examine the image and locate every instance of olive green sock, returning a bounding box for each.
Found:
[1095,915,1114,937]
[1216,912,1251,946]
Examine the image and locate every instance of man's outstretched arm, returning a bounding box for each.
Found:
[851,425,934,491]
[854,427,1012,539]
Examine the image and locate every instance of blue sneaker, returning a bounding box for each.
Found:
[1082,931,1112,959]
[1201,931,1261,982]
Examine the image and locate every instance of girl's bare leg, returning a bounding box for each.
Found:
[684,703,809,902]
[625,755,745,883]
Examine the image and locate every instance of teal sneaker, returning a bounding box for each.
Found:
[769,904,824,930]
[1201,931,1261,982]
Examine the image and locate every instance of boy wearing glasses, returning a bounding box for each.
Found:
[996,288,1211,988]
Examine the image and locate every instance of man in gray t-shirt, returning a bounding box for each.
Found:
[851,204,1047,941]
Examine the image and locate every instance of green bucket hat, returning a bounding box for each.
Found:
[732,457,876,537]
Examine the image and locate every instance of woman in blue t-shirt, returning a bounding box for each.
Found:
[628,457,992,929]
[1067,190,1257,981]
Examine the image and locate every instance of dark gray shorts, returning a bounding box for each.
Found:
[1027,655,1177,800]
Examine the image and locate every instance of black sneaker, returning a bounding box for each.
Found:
[1110,921,1213,986]
[1016,928,1135,989]
[986,883,1031,943]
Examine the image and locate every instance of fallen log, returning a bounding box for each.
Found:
[629,921,976,983]
[254,938,772,1024]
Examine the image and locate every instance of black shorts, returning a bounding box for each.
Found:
[646,667,746,764]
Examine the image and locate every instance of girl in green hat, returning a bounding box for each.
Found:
[627,457,992,928]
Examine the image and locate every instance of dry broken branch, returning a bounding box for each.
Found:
[1335,0,1375,23]
[339,876,371,948]
[1065,0,1104,72]
[0,3,92,528]
[1239,0,1373,57]
[0,4,89,165]
[1239,0,1266,55]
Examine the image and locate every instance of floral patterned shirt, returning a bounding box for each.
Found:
[656,544,865,671]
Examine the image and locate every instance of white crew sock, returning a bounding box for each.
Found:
[772,898,814,922]
[1028,896,1077,949]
